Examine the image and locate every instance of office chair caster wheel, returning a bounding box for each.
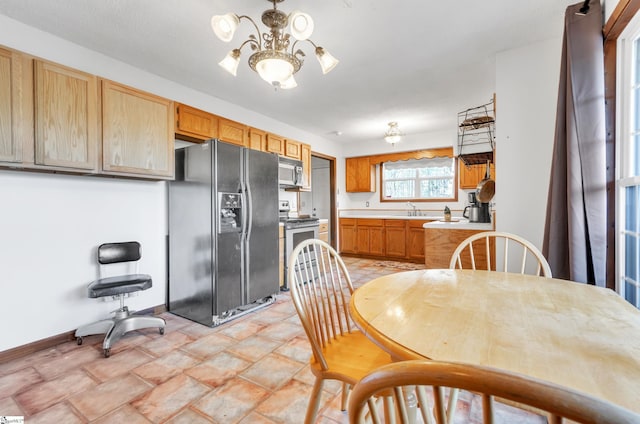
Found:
[159,327,165,335]
[103,348,111,358]
[77,337,83,345]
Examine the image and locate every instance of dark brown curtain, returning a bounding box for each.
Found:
[543,0,607,286]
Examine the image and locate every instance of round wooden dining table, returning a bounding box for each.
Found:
[349,269,640,413]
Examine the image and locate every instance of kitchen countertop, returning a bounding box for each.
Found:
[423,219,493,230]
[339,214,445,220]
[338,210,495,229]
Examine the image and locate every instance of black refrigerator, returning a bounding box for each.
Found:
[168,139,279,326]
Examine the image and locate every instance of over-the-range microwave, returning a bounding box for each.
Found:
[278,157,304,188]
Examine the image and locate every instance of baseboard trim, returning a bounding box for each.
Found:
[0,304,168,365]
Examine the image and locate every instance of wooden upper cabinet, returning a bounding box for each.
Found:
[284,139,301,159]
[33,60,98,171]
[0,49,12,162]
[101,80,174,179]
[265,133,285,156]
[346,157,375,192]
[175,103,217,141]
[459,159,495,189]
[218,117,247,147]
[249,127,267,151]
[0,47,31,165]
[300,143,312,190]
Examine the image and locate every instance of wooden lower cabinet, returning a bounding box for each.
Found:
[357,220,385,256]
[339,218,432,262]
[384,220,406,258]
[424,228,495,269]
[339,218,357,254]
[407,220,429,261]
[319,221,329,243]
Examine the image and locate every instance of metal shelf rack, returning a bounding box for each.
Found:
[457,99,495,166]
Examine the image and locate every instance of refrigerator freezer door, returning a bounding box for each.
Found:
[214,141,243,314]
[245,148,279,303]
[169,144,215,326]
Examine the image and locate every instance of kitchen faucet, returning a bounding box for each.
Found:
[407,202,417,216]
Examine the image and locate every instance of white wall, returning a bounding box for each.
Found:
[495,37,562,250]
[0,171,167,351]
[0,15,341,352]
[605,0,619,23]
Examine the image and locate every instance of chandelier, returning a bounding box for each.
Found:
[384,122,404,144]
[211,0,339,89]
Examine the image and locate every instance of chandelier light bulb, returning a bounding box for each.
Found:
[289,11,314,40]
[211,13,239,42]
[256,58,294,86]
[218,49,241,76]
[280,74,298,89]
[385,135,401,144]
[315,47,339,74]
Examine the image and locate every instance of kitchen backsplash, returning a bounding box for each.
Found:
[278,190,298,212]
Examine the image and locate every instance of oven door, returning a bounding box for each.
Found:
[284,225,319,289]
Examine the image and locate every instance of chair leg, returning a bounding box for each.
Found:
[103,315,166,350]
[305,377,325,424]
[75,319,115,339]
[341,382,351,411]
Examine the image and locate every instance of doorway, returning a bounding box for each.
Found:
[298,153,337,248]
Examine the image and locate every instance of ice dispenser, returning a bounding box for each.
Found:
[218,192,242,233]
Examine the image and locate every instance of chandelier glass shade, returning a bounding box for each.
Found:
[211,0,338,89]
[384,122,404,144]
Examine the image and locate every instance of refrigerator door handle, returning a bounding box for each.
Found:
[244,176,253,243]
[239,181,248,239]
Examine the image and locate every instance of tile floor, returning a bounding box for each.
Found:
[0,257,544,423]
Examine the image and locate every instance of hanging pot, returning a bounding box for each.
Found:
[476,161,495,203]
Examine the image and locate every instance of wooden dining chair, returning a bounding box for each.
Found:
[447,231,552,422]
[348,360,640,424]
[289,238,393,424]
[449,231,552,277]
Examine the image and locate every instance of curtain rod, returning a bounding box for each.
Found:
[579,0,591,15]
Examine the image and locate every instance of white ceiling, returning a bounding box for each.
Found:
[0,0,577,143]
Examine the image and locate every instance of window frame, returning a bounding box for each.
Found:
[379,156,457,202]
[616,11,640,307]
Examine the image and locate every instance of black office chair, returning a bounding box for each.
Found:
[74,241,165,357]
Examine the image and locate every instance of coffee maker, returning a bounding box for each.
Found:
[463,192,491,223]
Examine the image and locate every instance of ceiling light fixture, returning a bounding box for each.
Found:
[384,122,404,144]
[211,0,339,90]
